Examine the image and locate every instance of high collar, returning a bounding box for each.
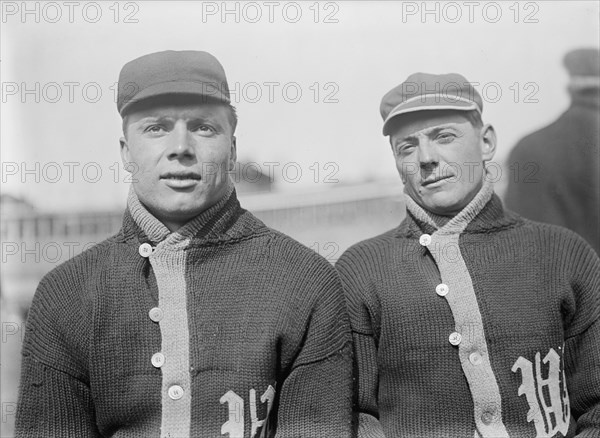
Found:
[397,179,522,238]
[115,185,266,248]
[569,89,600,110]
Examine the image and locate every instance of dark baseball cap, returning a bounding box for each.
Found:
[380,72,483,135]
[117,50,231,116]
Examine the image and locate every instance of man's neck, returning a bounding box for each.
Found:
[570,89,600,109]
[127,185,235,243]
[404,178,494,235]
[161,218,196,233]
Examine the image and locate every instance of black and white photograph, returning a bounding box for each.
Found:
[1,1,599,437]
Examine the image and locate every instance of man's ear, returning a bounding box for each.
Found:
[229,136,237,171]
[119,137,132,171]
[480,123,497,162]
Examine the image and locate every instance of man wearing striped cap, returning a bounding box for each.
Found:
[15,50,353,437]
[337,73,600,437]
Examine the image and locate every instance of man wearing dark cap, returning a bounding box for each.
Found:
[15,50,353,437]
[336,73,600,437]
[505,47,600,254]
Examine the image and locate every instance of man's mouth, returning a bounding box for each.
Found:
[422,175,453,187]
[161,172,202,180]
[161,172,202,188]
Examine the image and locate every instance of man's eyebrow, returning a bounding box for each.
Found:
[397,124,460,143]
[396,133,419,144]
[189,115,227,131]
[149,114,222,124]
[423,124,460,136]
[188,115,222,124]
[135,115,164,124]
[132,114,226,131]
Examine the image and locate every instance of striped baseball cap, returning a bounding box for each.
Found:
[380,72,483,135]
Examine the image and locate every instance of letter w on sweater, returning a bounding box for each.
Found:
[512,347,570,437]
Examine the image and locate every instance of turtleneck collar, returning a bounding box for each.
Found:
[396,164,525,239]
[126,184,235,247]
[404,177,494,236]
[569,89,600,110]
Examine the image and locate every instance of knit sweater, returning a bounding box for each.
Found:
[15,188,353,438]
[336,180,600,438]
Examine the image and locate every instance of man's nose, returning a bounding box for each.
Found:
[417,139,439,169]
[167,122,195,158]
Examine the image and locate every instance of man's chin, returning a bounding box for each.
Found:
[164,202,211,219]
[420,195,464,217]
[143,199,211,225]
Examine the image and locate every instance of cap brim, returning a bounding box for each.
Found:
[382,96,479,135]
[119,81,230,116]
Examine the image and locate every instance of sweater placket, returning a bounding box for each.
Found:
[150,243,192,438]
[127,185,234,437]
[405,179,510,438]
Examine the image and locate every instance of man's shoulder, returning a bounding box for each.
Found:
[511,111,571,152]
[511,214,585,240]
[260,226,336,272]
[508,133,546,164]
[336,228,398,272]
[37,235,118,291]
[25,237,120,346]
[502,214,598,259]
[340,228,398,258]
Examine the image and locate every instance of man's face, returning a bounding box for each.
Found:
[120,101,236,231]
[389,110,496,216]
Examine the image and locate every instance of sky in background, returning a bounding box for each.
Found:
[2,0,599,212]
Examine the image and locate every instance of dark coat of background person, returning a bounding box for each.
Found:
[505,48,600,254]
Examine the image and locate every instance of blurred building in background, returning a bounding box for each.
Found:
[504,48,600,254]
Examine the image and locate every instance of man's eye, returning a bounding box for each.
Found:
[437,133,455,143]
[194,125,216,135]
[396,144,415,155]
[145,125,165,134]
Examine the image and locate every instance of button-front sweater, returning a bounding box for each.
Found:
[15,188,353,437]
[336,180,600,438]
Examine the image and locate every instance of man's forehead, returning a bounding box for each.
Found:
[389,111,471,140]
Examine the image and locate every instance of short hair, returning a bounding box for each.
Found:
[121,95,238,137]
[463,109,483,129]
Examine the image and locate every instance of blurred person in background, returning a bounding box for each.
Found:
[337,73,600,437]
[505,48,600,254]
[15,50,353,438]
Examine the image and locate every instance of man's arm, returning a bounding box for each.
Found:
[275,269,354,438]
[563,238,600,437]
[16,358,99,437]
[15,277,100,437]
[336,252,385,438]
